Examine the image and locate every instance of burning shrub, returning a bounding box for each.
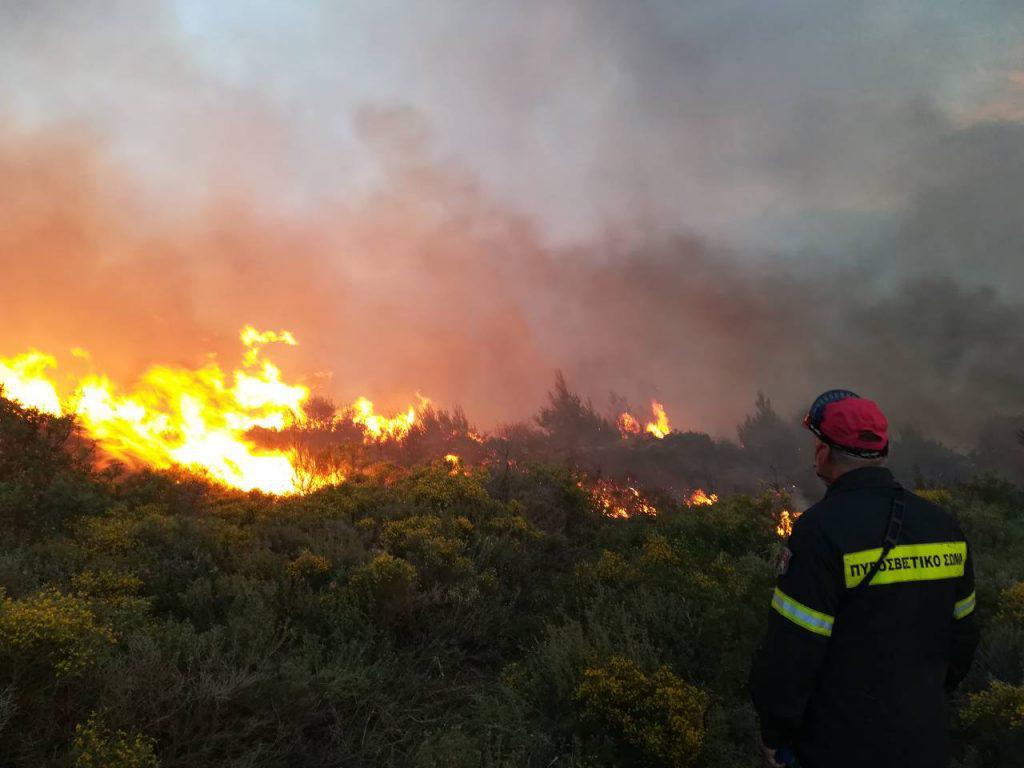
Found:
[574,656,708,767]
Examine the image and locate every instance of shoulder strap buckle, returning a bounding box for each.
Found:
[853,490,906,594]
[883,498,905,549]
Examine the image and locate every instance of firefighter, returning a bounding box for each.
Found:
[749,390,979,768]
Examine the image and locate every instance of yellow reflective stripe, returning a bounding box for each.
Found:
[843,541,966,588]
[771,588,834,637]
[954,591,976,620]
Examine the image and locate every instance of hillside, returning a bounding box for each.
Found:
[1,396,1023,767]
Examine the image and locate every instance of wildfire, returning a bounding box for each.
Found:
[617,412,642,437]
[350,396,422,443]
[0,327,428,495]
[645,401,671,438]
[443,453,465,476]
[0,352,63,416]
[618,400,673,439]
[584,478,658,519]
[776,509,802,539]
[685,489,719,507]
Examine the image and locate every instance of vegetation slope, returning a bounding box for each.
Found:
[1,395,1023,767]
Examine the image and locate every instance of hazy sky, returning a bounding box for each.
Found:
[1,1,1023,439]
[3,1,1021,246]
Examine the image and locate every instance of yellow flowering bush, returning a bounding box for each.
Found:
[72,570,144,598]
[575,656,708,767]
[576,550,639,586]
[641,533,681,569]
[961,681,1024,731]
[0,587,117,678]
[959,680,1024,761]
[481,514,538,539]
[998,581,1024,624]
[75,507,142,556]
[286,549,332,582]
[72,713,158,768]
[350,553,419,622]
[400,466,492,514]
[379,515,472,576]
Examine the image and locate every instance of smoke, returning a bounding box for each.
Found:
[1,2,1023,448]
[2,110,1023,448]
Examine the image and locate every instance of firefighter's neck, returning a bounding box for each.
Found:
[815,441,883,486]
[815,441,854,486]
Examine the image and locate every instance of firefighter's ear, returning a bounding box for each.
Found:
[813,439,832,480]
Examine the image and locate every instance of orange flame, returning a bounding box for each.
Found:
[0,327,428,495]
[584,478,658,519]
[617,412,642,438]
[618,400,673,439]
[443,453,464,475]
[685,489,719,507]
[349,396,423,443]
[645,400,671,439]
[776,509,801,538]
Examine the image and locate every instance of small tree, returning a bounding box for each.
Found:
[0,394,104,537]
[736,392,806,489]
[536,372,616,456]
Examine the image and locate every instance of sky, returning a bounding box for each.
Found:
[1,1,1023,441]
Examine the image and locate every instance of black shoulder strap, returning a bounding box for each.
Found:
[853,488,905,595]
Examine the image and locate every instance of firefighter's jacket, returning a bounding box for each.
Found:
[749,467,979,768]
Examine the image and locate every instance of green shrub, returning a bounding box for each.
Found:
[959,681,1024,763]
[380,515,473,578]
[575,656,708,767]
[286,549,332,584]
[0,587,117,678]
[999,582,1024,624]
[350,553,419,623]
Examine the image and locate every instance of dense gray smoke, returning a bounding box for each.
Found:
[0,1,1022,450]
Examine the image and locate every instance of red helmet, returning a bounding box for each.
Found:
[803,389,889,459]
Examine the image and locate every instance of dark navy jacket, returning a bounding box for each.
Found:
[750,467,979,768]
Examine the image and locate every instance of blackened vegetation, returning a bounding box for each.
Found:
[0,387,1023,767]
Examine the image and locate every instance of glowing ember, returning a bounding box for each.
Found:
[776,509,801,538]
[0,327,429,495]
[618,400,673,439]
[685,489,719,507]
[584,478,658,519]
